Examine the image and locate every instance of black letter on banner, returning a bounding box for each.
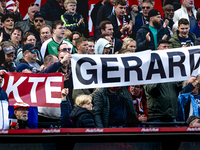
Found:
[188,49,200,74]
[167,52,186,78]
[76,57,97,85]
[146,53,166,80]
[121,56,143,81]
[101,58,120,83]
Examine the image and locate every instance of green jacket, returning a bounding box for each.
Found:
[169,31,196,49]
[144,82,182,120]
[93,87,138,128]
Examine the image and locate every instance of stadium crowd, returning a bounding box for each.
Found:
[1,0,200,129]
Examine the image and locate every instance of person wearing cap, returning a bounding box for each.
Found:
[136,9,170,51]
[0,41,16,72]
[186,115,200,127]
[15,3,52,34]
[17,43,42,73]
[157,40,171,50]
[10,102,30,129]
[95,38,113,54]
[26,11,46,45]
[177,74,200,122]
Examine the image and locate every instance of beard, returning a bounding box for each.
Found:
[153,20,162,29]
[3,60,12,68]
[20,114,28,121]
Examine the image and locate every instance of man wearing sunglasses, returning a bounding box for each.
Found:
[135,1,153,33]
[27,11,46,46]
[15,3,52,34]
[17,43,42,73]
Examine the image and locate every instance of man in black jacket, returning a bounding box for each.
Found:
[106,0,133,41]
[93,86,139,128]
[96,0,115,26]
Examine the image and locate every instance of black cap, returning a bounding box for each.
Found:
[148,9,161,19]
[186,115,200,126]
[23,44,38,53]
[157,40,171,46]
[34,11,45,20]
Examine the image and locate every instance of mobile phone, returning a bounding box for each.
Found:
[186,40,191,46]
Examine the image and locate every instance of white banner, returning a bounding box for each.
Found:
[71,46,200,89]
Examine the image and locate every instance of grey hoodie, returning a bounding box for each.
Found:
[95,38,111,54]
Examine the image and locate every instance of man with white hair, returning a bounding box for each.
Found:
[173,0,197,28]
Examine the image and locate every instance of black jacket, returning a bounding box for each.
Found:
[70,106,96,128]
[40,0,65,22]
[106,14,131,39]
[96,1,114,26]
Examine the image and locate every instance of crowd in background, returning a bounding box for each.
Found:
[1,0,200,129]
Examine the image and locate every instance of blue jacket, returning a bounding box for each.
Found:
[190,21,200,38]
[177,84,200,121]
[0,88,9,129]
[136,24,170,51]
[60,96,73,128]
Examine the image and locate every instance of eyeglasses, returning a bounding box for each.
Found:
[29,3,39,7]
[35,19,44,23]
[142,6,150,9]
[30,49,38,54]
[61,48,71,51]
[0,75,4,78]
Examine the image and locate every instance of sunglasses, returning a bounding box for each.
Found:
[142,6,150,9]
[0,75,4,78]
[30,49,38,54]
[61,48,71,51]
[29,3,39,7]
[35,19,44,23]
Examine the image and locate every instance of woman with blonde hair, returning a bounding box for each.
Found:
[70,94,96,128]
[122,37,137,52]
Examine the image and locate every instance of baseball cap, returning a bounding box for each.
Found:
[104,43,113,48]
[15,63,33,72]
[148,9,161,19]
[22,44,38,53]
[34,11,45,20]
[14,102,30,110]
[157,40,171,46]
[3,46,15,54]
